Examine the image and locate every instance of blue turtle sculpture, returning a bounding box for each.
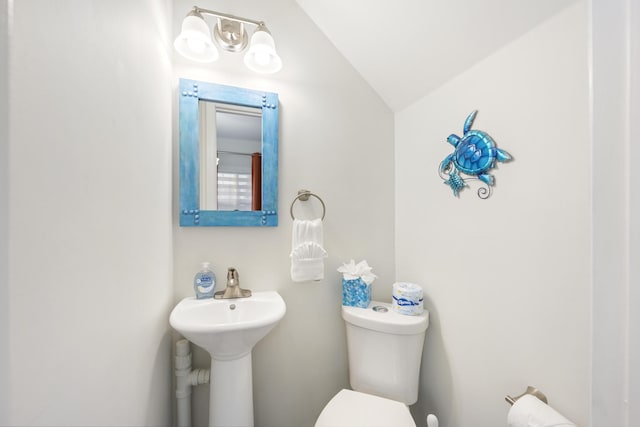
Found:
[440,110,511,196]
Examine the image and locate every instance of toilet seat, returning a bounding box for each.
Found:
[315,389,416,427]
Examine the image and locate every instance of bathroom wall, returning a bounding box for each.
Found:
[395,3,589,427]
[629,0,640,420]
[171,0,395,426]
[6,0,174,425]
[630,0,640,417]
[0,0,9,423]
[592,0,640,424]
[591,0,629,423]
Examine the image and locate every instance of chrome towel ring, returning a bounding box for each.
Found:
[290,189,326,220]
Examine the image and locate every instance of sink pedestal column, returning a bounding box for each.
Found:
[209,352,254,427]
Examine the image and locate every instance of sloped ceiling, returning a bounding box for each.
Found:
[295,0,577,111]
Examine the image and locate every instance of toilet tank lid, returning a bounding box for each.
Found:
[342,302,428,335]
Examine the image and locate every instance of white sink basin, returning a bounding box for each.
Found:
[170,290,286,359]
[170,290,286,426]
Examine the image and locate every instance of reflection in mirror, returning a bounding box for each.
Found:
[199,102,262,211]
[179,79,278,227]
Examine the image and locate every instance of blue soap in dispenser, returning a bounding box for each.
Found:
[194,262,216,299]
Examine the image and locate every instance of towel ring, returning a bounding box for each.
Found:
[290,189,326,220]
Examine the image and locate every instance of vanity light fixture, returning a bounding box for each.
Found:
[174,6,282,74]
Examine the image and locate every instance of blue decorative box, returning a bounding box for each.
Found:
[342,278,371,308]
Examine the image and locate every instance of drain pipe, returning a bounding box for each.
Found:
[175,339,210,427]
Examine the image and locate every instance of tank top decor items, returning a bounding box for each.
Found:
[391,282,424,316]
[338,259,377,308]
[438,110,512,199]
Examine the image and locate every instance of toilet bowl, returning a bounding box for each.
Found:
[315,301,429,427]
[316,389,416,427]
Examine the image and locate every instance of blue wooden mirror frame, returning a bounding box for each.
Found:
[179,79,279,226]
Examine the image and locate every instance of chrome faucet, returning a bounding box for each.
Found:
[214,267,252,299]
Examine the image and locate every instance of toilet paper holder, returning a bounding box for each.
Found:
[505,386,548,406]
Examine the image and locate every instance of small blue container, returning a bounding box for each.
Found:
[342,278,371,308]
[194,262,216,299]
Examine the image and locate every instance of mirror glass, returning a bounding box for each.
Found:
[199,103,262,211]
[179,79,278,226]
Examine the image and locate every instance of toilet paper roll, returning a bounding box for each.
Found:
[508,395,576,427]
[391,282,424,316]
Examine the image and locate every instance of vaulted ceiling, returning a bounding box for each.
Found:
[295,0,577,111]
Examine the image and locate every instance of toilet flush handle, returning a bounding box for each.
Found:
[427,414,439,427]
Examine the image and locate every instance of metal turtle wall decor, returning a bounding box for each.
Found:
[439,110,512,199]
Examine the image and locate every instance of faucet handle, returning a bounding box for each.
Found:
[227,267,239,287]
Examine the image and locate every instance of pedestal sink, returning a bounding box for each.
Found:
[170,291,286,427]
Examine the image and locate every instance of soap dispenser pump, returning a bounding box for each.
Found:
[193,262,216,299]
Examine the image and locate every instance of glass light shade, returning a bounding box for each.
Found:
[243,29,282,74]
[174,14,219,63]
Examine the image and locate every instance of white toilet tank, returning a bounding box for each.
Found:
[342,302,429,405]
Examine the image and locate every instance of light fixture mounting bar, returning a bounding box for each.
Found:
[193,6,263,27]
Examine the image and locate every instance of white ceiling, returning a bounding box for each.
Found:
[295,0,577,111]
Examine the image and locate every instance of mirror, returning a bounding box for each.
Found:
[199,103,262,211]
[179,79,278,226]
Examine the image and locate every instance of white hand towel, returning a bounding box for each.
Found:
[290,218,327,282]
[508,395,577,427]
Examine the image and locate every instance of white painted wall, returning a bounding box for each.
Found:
[171,0,395,426]
[629,0,640,420]
[590,0,640,425]
[295,0,577,113]
[6,0,174,425]
[395,3,590,426]
[590,1,628,424]
[0,0,9,424]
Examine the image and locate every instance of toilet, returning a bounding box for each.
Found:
[315,301,429,427]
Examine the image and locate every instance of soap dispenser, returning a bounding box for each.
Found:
[193,262,216,299]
